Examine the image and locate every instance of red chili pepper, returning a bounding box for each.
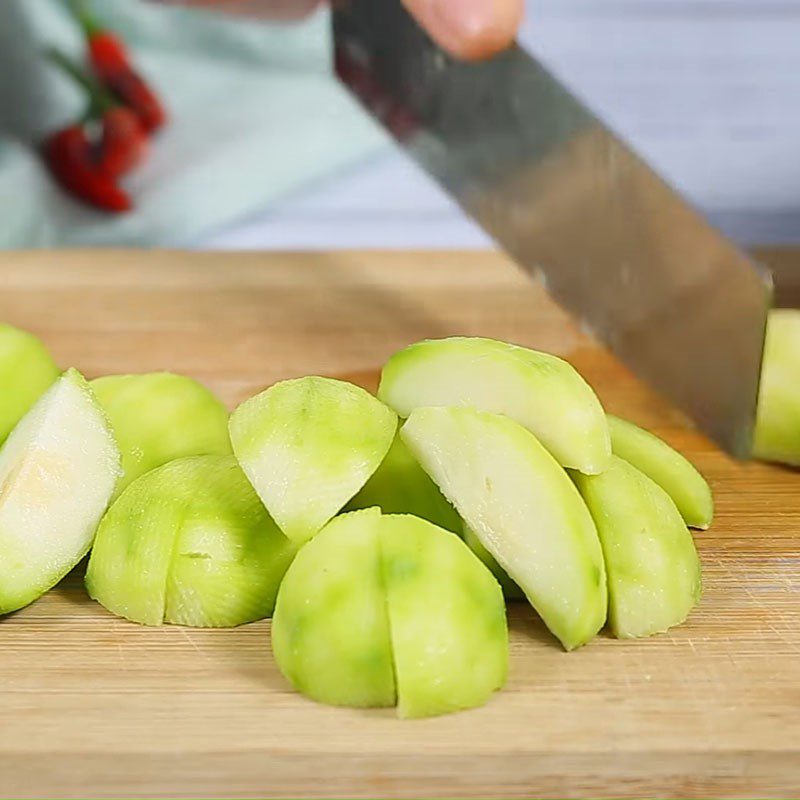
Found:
[70,1,167,133]
[43,125,132,214]
[96,106,148,178]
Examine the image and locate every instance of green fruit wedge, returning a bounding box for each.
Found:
[463,523,524,600]
[572,456,702,638]
[86,455,295,627]
[271,508,396,708]
[230,377,397,544]
[0,324,59,444]
[91,372,231,497]
[608,415,714,529]
[0,369,119,614]
[753,310,800,465]
[345,434,461,533]
[401,406,606,650]
[380,515,507,718]
[379,337,611,474]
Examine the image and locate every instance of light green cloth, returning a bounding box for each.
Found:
[0,0,388,248]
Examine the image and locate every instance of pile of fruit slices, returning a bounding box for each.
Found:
[10,313,800,718]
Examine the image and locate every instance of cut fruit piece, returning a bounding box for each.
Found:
[0,324,59,444]
[0,369,119,615]
[271,508,396,708]
[753,310,800,466]
[379,337,610,474]
[346,434,460,534]
[401,406,606,650]
[91,372,231,497]
[463,523,524,601]
[608,415,714,529]
[571,456,702,638]
[230,377,397,544]
[380,515,507,718]
[87,455,295,627]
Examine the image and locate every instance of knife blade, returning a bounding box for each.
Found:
[332,0,773,457]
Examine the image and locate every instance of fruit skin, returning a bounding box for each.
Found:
[379,336,611,474]
[271,508,396,709]
[230,377,397,544]
[345,434,460,534]
[462,523,524,601]
[91,372,232,497]
[572,456,702,638]
[0,324,60,444]
[401,406,606,651]
[608,415,713,529]
[753,310,800,466]
[87,455,295,627]
[0,369,120,614]
[380,514,507,718]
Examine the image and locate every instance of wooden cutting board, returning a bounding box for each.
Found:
[1,249,798,800]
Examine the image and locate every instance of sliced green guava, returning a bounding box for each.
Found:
[379,337,610,474]
[401,406,607,650]
[462,523,524,600]
[379,514,507,718]
[608,415,713,529]
[0,324,59,444]
[271,508,396,708]
[87,455,295,627]
[572,456,702,638]
[230,377,397,543]
[753,310,800,465]
[0,369,119,614]
[91,372,231,497]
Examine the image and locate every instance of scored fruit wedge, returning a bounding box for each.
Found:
[753,309,800,466]
[608,415,713,529]
[86,455,296,627]
[345,434,461,534]
[401,406,606,651]
[271,508,508,717]
[230,377,397,544]
[92,372,232,497]
[0,369,120,615]
[571,456,702,638]
[0,324,59,444]
[379,337,611,474]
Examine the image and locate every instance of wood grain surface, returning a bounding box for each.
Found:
[0,249,798,800]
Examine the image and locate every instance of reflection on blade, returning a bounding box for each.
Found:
[333,0,772,456]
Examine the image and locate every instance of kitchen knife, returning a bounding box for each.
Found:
[332,0,773,457]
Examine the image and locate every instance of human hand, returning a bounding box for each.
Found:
[168,0,523,60]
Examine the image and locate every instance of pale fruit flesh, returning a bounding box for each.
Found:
[230,377,397,544]
[462,523,524,601]
[572,456,702,638]
[401,406,607,651]
[0,369,119,614]
[91,372,232,497]
[379,337,611,474]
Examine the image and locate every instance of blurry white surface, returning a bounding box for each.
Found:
[201,0,800,250]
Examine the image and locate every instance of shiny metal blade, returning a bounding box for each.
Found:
[333,0,773,457]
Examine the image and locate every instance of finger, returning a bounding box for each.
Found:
[401,0,524,61]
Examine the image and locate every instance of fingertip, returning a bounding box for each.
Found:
[403,0,523,61]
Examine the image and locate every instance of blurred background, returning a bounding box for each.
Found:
[2,0,799,250]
